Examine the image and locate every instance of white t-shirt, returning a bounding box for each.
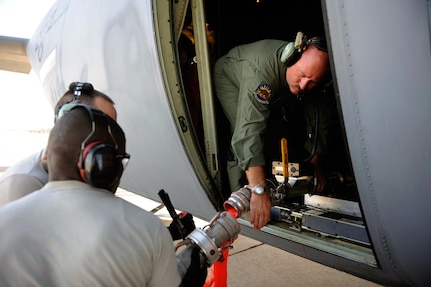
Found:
[0,149,48,206]
[0,180,181,287]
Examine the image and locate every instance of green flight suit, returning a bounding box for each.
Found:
[213,39,331,191]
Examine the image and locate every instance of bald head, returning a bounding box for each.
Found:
[285,44,330,95]
[47,105,127,192]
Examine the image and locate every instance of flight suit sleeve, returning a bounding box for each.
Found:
[231,77,271,171]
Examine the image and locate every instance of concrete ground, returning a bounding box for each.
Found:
[225,235,381,287]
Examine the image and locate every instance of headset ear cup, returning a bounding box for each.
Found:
[284,50,301,67]
[79,141,121,188]
[281,42,294,63]
[281,42,301,67]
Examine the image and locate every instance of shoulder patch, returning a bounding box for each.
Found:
[254,84,272,104]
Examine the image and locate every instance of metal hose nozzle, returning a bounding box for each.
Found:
[223,187,251,218]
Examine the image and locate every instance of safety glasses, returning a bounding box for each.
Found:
[117,153,131,170]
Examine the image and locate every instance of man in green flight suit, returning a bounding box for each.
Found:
[213,32,331,230]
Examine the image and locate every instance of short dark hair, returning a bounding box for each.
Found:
[54,82,115,117]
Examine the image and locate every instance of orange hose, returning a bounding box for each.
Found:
[204,246,230,287]
[203,207,238,286]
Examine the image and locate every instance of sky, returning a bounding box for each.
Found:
[0,0,56,166]
[0,0,56,130]
[0,0,56,38]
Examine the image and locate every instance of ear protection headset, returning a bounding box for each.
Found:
[55,82,95,121]
[281,31,328,67]
[59,103,129,189]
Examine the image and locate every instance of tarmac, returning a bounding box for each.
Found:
[0,130,382,287]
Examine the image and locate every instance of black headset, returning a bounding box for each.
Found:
[56,82,129,189]
[70,103,129,189]
[281,32,328,67]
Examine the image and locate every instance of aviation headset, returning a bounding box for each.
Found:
[55,82,95,121]
[56,83,129,189]
[281,31,328,67]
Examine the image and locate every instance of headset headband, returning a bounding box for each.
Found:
[70,82,95,102]
[55,82,96,122]
[64,103,120,151]
[73,82,84,101]
[294,31,327,53]
[281,32,327,65]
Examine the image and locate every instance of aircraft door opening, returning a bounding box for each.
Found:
[170,0,377,275]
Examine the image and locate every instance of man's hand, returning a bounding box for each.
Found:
[314,166,327,193]
[310,154,326,193]
[167,211,195,240]
[245,166,271,230]
[249,192,271,230]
